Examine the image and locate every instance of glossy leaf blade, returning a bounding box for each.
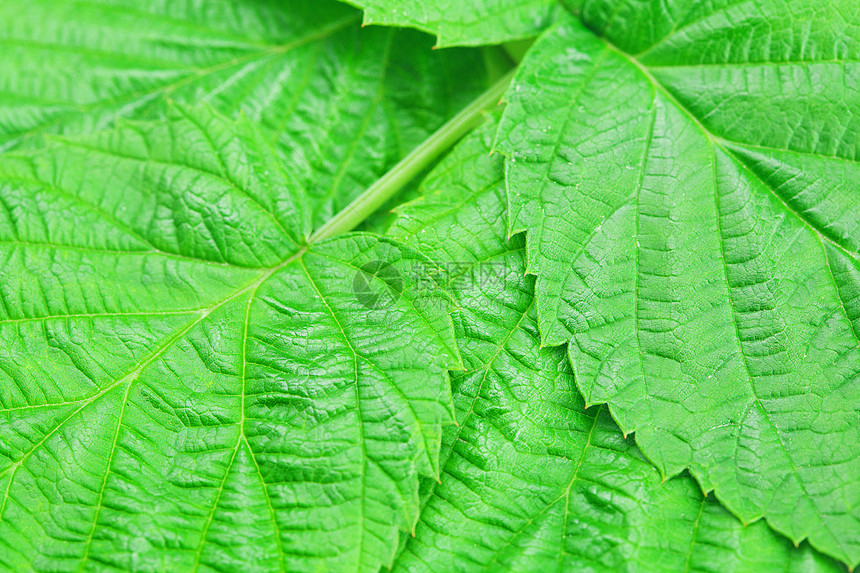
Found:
[337,0,563,47]
[496,7,860,565]
[0,107,461,573]
[0,0,490,223]
[386,119,843,573]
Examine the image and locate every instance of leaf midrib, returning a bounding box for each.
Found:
[565,17,855,563]
[0,243,303,554]
[596,36,860,263]
[0,252,295,473]
[478,406,602,573]
[0,42,511,480]
[1,63,510,566]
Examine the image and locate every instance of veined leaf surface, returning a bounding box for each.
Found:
[496,2,860,565]
[0,106,461,573]
[0,0,490,223]
[387,119,843,573]
[336,0,563,47]
[4,0,857,569]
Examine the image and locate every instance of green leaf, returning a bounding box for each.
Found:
[387,118,843,572]
[336,0,564,47]
[496,4,860,566]
[0,0,491,224]
[0,105,462,573]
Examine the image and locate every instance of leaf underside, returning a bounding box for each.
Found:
[496,1,860,566]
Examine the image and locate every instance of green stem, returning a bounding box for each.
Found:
[308,68,516,244]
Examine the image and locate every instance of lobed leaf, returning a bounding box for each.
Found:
[4,0,857,568]
[387,118,845,572]
[0,106,461,573]
[496,2,860,565]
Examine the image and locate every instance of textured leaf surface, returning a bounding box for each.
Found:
[387,119,843,572]
[0,106,462,572]
[0,0,490,224]
[497,3,860,565]
[337,0,563,47]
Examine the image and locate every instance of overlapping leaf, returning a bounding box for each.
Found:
[0,105,462,572]
[337,0,563,47]
[0,0,490,223]
[386,118,843,572]
[4,0,857,569]
[496,2,860,565]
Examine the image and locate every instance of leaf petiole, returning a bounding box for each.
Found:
[308,68,516,243]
